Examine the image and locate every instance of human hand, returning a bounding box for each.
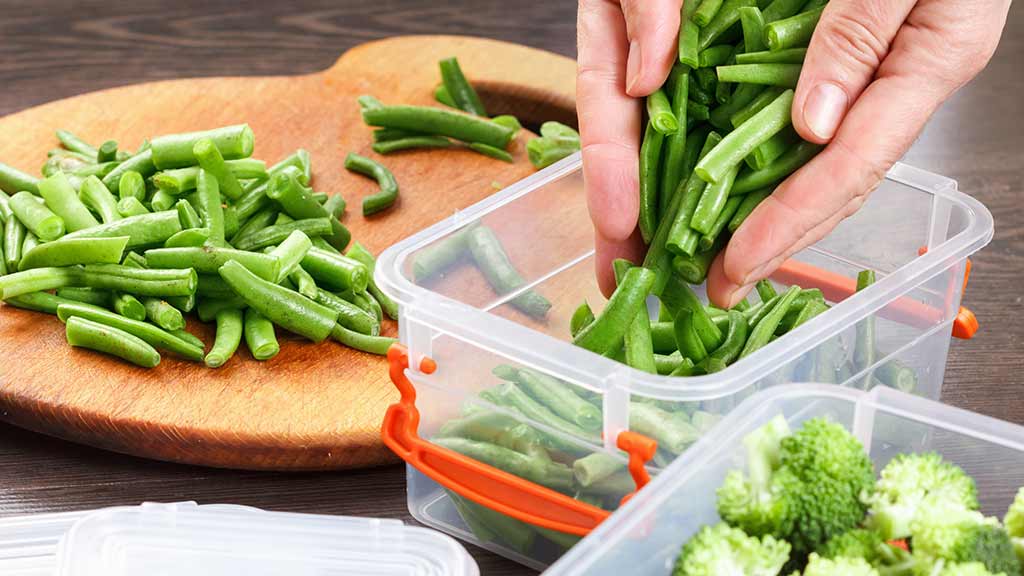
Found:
[704,0,1010,307]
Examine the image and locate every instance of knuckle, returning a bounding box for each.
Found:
[816,11,890,74]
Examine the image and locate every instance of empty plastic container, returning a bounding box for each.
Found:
[376,154,993,568]
[545,383,1024,575]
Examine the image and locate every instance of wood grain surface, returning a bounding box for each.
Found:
[0,1,1021,575]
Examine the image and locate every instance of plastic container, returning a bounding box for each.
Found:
[0,503,254,576]
[376,154,993,568]
[545,383,1024,575]
[56,502,479,576]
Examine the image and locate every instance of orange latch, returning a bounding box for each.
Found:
[771,254,978,340]
[381,344,656,537]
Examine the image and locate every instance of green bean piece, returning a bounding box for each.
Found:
[19,233,38,260]
[696,89,794,184]
[343,153,400,217]
[264,231,311,282]
[692,163,741,234]
[357,94,384,111]
[55,302,202,362]
[665,132,723,257]
[167,328,202,350]
[66,210,179,253]
[434,437,572,492]
[703,310,749,372]
[78,176,122,224]
[735,47,807,64]
[0,234,6,276]
[9,191,65,241]
[468,142,513,163]
[698,196,743,252]
[726,188,770,232]
[638,121,665,244]
[698,45,734,68]
[329,323,396,355]
[163,228,210,248]
[612,260,657,374]
[756,279,778,303]
[439,57,487,116]
[56,287,112,308]
[693,0,725,26]
[362,105,515,150]
[854,270,877,386]
[197,297,246,322]
[118,171,146,202]
[411,224,476,283]
[660,275,723,349]
[674,309,709,362]
[6,291,82,314]
[570,302,596,338]
[80,264,198,298]
[709,83,766,130]
[762,0,806,21]
[231,207,276,246]
[673,242,722,285]
[313,289,378,335]
[266,170,326,223]
[65,316,160,368]
[96,140,118,163]
[218,260,337,342]
[527,136,580,170]
[466,225,551,319]
[700,0,757,50]
[484,381,598,445]
[373,136,452,155]
[193,171,224,249]
[288,266,319,300]
[204,308,243,368]
[0,162,40,195]
[38,172,99,232]
[500,365,602,432]
[149,190,175,212]
[741,285,800,358]
[372,127,431,143]
[732,140,822,194]
[689,74,715,104]
[787,295,828,331]
[150,124,254,170]
[573,453,624,488]
[3,215,25,272]
[491,115,522,136]
[747,126,800,170]
[431,83,457,108]
[574,267,656,356]
[346,241,398,321]
[678,18,701,68]
[716,63,801,87]
[18,236,128,272]
[192,140,246,201]
[242,309,279,361]
[318,194,350,252]
[875,359,917,393]
[729,87,786,128]
[111,292,146,321]
[738,6,767,52]
[152,160,268,196]
[656,352,692,375]
[646,89,679,135]
[0,267,79,299]
[175,200,201,230]
[300,246,369,293]
[146,246,279,283]
[0,190,11,221]
[438,409,549,460]
[659,68,690,220]
[102,150,155,194]
[630,402,700,454]
[765,6,822,51]
[56,130,98,157]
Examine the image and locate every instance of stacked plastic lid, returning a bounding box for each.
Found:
[0,502,478,576]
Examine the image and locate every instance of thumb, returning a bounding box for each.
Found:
[791,0,916,143]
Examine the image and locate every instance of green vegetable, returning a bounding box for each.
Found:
[344,153,399,216]
[38,172,99,232]
[362,105,515,150]
[466,225,551,319]
[150,124,254,170]
[672,523,791,576]
[65,315,161,368]
[243,309,279,361]
[439,57,487,116]
[574,267,656,356]
[205,308,243,368]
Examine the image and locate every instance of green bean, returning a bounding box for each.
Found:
[60,210,181,252]
[234,218,331,254]
[56,287,112,308]
[729,87,786,128]
[466,225,551,319]
[321,194,350,252]
[240,309,278,361]
[19,233,38,260]
[170,328,203,349]
[0,267,78,299]
[703,310,749,372]
[439,57,487,116]
[694,0,725,26]
[732,140,821,194]
[492,115,522,135]
[56,130,98,157]
[678,18,701,68]
[735,47,807,64]
[9,191,65,241]
[102,149,155,194]
[56,302,202,361]
[434,437,572,492]
[357,94,384,111]
[573,453,623,488]
[6,291,81,314]
[691,163,741,234]
[313,289,378,335]
[411,225,475,283]
[329,323,396,355]
[150,124,254,170]
[343,153,399,217]
[698,45,734,68]
[118,171,146,202]
[373,137,452,154]
[266,230,312,282]
[362,290,385,322]
[698,196,742,252]
[699,0,757,50]
[65,316,160,368]
[231,207,276,245]
[468,142,513,163]
[148,190,174,212]
[145,246,280,283]
[204,308,243,368]
[756,279,778,302]
[646,89,678,135]
[657,352,692,375]
[716,63,801,87]
[574,267,656,356]
[433,84,457,108]
[78,176,122,224]
[163,228,209,248]
[738,6,767,52]
[111,292,145,321]
[0,162,40,195]
[219,260,337,342]
[674,309,708,362]
[741,285,800,358]
[346,241,398,320]
[673,243,721,285]
[716,75,734,105]
[693,68,718,94]
[38,172,99,232]
[614,262,657,374]
[708,83,766,130]
[175,200,202,230]
[484,381,598,445]
[762,0,806,21]
[0,190,11,221]
[526,136,580,170]
[438,409,549,460]
[300,246,368,293]
[82,264,198,297]
[96,140,118,163]
[3,215,25,272]
[0,234,8,276]
[570,302,595,338]
[266,170,327,222]
[660,275,723,349]
[875,359,917,393]
[665,132,723,257]
[747,126,800,170]
[154,159,265,197]
[765,6,822,51]
[629,402,699,454]
[362,105,514,150]
[197,297,246,322]
[18,236,128,272]
[503,366,602,432]
[695,89,794,184]
[638,121,665,244]
[372,127,430,143]
[144,298,185,330]
[659,69,690,219]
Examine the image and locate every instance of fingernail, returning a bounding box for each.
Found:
[803,82,847,140]
[626,41,641,95]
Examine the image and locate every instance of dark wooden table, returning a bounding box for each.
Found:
[0,1,1020,574]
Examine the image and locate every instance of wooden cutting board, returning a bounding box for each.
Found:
[0,35,576,470]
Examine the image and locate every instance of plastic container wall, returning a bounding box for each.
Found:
[546,384,1024,576]
[376,155,993,568]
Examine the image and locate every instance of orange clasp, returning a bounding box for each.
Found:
[381,344,656,536]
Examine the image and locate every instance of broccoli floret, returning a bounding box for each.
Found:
[933,562,1009,576]
[911,504,1020,576]
[673,523,790,576]
[802,553,879,576]
[1004,487,1024,566]
[818,529,886,563]
[863,452,978,540]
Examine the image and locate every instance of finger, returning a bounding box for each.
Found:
[578,0,643,242]
[620,0,682,96]
[595,228,646,297]
[792,0,916,143]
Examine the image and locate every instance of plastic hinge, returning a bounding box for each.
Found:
[381,344,656,536]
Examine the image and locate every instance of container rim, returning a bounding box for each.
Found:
[376,154,994,400]
[544,382,1024,576]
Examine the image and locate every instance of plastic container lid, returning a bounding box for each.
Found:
[56,502,480,576]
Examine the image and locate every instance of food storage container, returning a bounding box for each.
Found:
[56,502,479,576]
[376,153,993,569]
[545,383,1024,576]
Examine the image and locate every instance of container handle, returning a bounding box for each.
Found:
[381,344,656,536]
[771,256,978,340]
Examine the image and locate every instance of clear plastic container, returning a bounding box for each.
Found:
[56,502,479,576]
[376,154,993,568]
[545,383,1024,576]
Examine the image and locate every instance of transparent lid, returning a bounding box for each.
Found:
[57,502,479,576]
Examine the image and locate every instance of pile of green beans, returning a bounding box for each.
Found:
[0,125,399,368]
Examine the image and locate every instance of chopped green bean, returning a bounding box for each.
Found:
[695,89,794,184]
[732,140,821,194]
[57,302,202,361]
[439,57,487,116]
[10,191,65,241]
[38,172,99,232]
[362,105,515,150]
[0,162,40,195]
[205,308,243,368]
[466,225,551,319]
[243,309,279,361]
[150,124,254,170]
[735,47,807,64]
[18,236,128,271]
[65,316,161,368]
[765,6,822,51]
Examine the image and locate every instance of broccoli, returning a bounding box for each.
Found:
[818,529,886,563]
[672,522,790,576]
[802,553,879,576]
[911,503,1020,575]
[1004,487,1024,565]
[933,562,1009,576]
[863,452,978,540]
